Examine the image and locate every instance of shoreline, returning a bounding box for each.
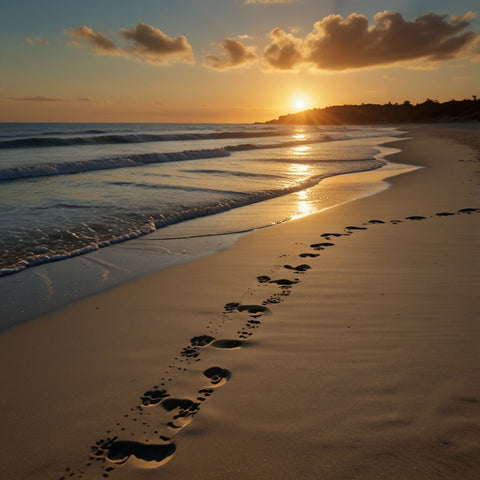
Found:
[0,135,413,333]
[0,124,478,479]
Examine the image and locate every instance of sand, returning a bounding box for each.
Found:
[0,125,478,480]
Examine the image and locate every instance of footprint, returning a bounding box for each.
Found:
[368,219,385,224]
[141,389,170,407]
[161,398,200,419]
[257,275,271,283]
[190,335,215,347]
[224,302,240,312]
[299,253,320,258]
[345,225,367,231]
[310,242,335,250]
[390,219,402,224]
[321,233,343,238]
[237,305,271,315]
[269,278,299,287]
[203,366,231,387]
[458,208,480,214]
[197,388,214,401]
[284,264,311,273]
[436,212,455,216]
[180,346,200,359]
[405,216,426,221]
[105,440,176,467]
[210,339,243,349]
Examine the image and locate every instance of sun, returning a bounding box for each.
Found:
[292,95,312,112]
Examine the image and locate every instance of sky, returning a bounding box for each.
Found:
[1,0,479,123]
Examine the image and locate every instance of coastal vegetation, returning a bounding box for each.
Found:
[265,98,480,125]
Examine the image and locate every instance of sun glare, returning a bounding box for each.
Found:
[292,95,312,112]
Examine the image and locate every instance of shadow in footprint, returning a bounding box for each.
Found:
[310,242,334,250]
[141,388,170,407]
[211,339,243,349]
[106,440,176,467]
[345,225,367,231]
[190,335,215,347]
[203,366,231,387]
[284,264,311,273]
[237,305,271,315]
[269,279,299,287]
[368,219,385,224]
[405,216,426,221]
[161,398,200,419]
[299,253,320,258]
[321,233,343,238]
[458,208,480,214]
[257,275,271,283]
[436,212,455,216]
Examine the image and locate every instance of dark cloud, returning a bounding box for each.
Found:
[263,28,305,70]
[120,23,194,64]
[9,96,65,102]
[205,38,257,70]
[68,26,120,55]
[305,11,479,70]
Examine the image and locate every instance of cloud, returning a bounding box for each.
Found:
[305,11,479,71]
[120,23,194,64]
[68,26,121,55]
[263,11,479,71]
[25,37,49,46]
[244,0,299,4]
[205,38,258,70]
[263,27,305,70]
[67,24,193,65]
[8,96,65,102]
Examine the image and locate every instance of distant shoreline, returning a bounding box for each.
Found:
[262,98,480,125]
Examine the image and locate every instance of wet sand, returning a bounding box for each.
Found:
[0,125,478,480]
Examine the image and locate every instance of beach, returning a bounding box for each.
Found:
[0,125,479,479]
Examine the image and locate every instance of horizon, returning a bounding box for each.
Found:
[1,97,477,125]
[1,0,479,123]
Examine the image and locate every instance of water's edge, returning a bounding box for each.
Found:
[0,139,419,333]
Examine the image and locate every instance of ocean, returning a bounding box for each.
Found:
[0,122,411,328]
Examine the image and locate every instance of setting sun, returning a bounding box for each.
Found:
[292,95,313,113]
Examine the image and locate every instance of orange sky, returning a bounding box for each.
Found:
[1,1,479,123]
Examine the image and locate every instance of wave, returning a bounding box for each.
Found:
[0,148,231,182]
[0,159,386,277]
[180,169,285,179]
[0,129,287,149]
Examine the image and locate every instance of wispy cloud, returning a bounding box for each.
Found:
[244,0,299,4]
[68,26,121,55]
[8,96,65,102]
[263,11,479,71]
[25,37,49,46]
[204,38,257,70]
[67,24,193,65]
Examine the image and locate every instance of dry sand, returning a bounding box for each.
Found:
[0,125,478,480]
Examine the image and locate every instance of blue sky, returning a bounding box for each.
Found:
[1,0,479,122]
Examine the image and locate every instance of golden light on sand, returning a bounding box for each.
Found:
[291,189,315,220]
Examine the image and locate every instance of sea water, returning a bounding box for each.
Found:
[0,123,410,328]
